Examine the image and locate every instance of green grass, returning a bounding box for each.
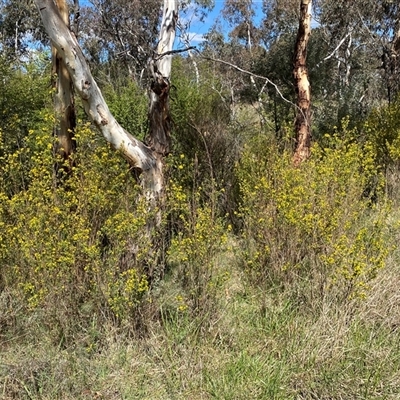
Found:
[2,245,400,399]
[3,47,400,400]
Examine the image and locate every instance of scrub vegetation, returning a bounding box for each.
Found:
[1,54,400,399]
[1,0,400,397]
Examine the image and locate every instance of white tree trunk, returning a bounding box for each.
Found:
[156,0,178,79]
[145,0,178,279]
[181,31,200,85]
[34,0,162,195]
[146,0,178,157]
[52,0,76,171]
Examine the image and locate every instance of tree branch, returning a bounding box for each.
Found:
[198,52,298,110]
[34,0,158,176]
[154,46,197,61]
[317,29,352,67]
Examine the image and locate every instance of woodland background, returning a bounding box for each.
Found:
[1,0,400,398]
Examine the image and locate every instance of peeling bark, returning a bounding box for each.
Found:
[144,0,178,281]
[293,0,312,166]
[52,0,76,172]
[34,0,162,195]
[144,0,178,204]
[146,0,178,158]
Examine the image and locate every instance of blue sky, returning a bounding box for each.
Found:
[179,1,263,45]
[79,1,264,46]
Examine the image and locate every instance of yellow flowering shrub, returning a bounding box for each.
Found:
[167,155,230,314]
[363,97,400,166]
[237,124,388,298]
[0,112,151,321]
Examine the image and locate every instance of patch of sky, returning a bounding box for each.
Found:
[177,1,264,48]
[79,1,265,49]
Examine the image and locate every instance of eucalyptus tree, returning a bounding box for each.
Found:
[261,0,299,47]
[314,0,400,115]
[293,0,313,165]
[34,0,178,204]
[79,0,162,84]
[201,0,263,113]
[259,0,400,140]
[222,0,265,102]
[177,0,214,84]
[52,0,76,171]
[0,0,45,60]
[222,0,257,51]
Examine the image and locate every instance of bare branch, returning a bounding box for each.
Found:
[154,46,197,61]
[317,30,352,67]
[198,52,298,110]
[34,0,157,175]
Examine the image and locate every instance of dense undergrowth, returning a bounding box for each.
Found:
[1,56,400,399]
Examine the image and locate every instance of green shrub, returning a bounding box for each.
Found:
[236,123,388,299]
[0,55,49,136]
[0,114,152,333]
[0,55,50,196]
[363,96,400,168]
[166,154,231,316]
[170,58,240,217]
[103,81,148,141]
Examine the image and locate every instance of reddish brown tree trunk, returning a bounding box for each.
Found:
[293,0,312,166]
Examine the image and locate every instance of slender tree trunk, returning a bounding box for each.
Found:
[146,0,178,158]
[14,20,18,58]
[35,0,178,284]
[293,0,312,166]
[387,27,400,102]
[52,0,76,173]
[34,0,162,198]
[180,31,199,85]
[143,0,178,281]
[145,0,178,209]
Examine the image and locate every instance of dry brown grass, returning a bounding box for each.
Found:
[2,222,400,399]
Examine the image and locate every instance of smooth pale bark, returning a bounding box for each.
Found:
[180,31,200,85]
[146,0,178,158]
[293,0,312,166]
[34,0,161,196]
[52,0,76,168]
